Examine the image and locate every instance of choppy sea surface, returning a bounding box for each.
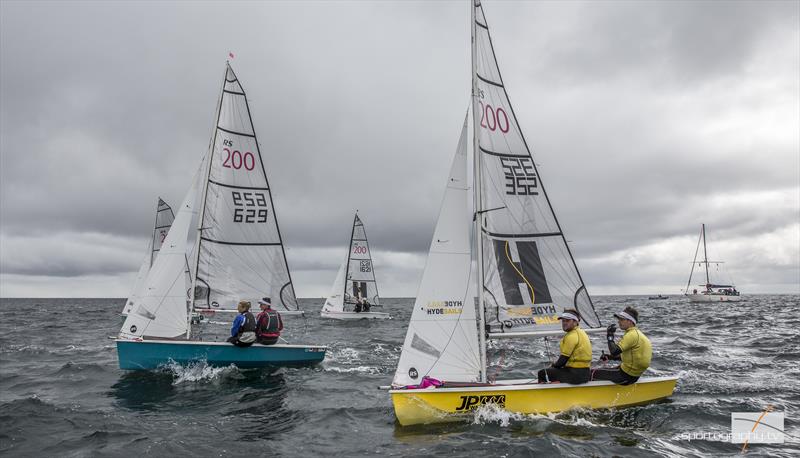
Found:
[1,295,798,457]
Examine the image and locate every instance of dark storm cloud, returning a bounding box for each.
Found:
[1,0,797,296]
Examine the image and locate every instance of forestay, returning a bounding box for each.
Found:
[122,198,177,316]
[193,64,299,313]
[119,170,202,340]
[393,115,482,386]
[473,1,599,334]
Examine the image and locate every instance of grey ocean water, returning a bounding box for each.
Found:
[1,296,798,457]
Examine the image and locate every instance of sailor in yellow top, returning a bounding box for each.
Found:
[593,306,652,385]
[537,309,592,384]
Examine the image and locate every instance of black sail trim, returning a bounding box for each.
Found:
[200,237,281,246]
[208,179,269,191]
[154,225,172,230]
[477,73,503,87]
[223,89,245,96]
[485,231,563,239]
[476,20,488,30]
[216,126,256,138]
[479,146,529,158]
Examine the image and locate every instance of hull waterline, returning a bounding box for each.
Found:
[390,376,678,426]
[320,311,391,320]
[116,339,327,370]
[685,294,742,303]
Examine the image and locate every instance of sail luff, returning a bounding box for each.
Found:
[190,65,227,315]
[684,226,703,293]
[343,213,358,304]
[471,0,488,383]
[231,64,299,311]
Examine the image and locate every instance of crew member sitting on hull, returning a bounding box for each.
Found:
[362,298,371,313]
[593,306,652,385]
[537,309,592,384]
[255,297,283,345]
[353,297,363,313]
[227,300,256,347]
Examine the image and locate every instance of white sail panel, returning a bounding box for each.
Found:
[122,238,152,316]
[321,256,347,313]
[473,2,599,333]
[119,171,201,340]
[151,198,176,262]
[194,64,299,312]
[394,116,481,386]
[345,214,380,305]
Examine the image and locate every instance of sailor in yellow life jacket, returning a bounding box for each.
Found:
[592,306,652,385]
[537,308,592,384]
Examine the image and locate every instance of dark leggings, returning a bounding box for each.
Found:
[257,336,279,345]
[591,367,639,385]
[537,366,591,384]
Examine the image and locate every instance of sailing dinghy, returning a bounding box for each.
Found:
[321,213,390,320]
[121,198,176,317]
[116,63,326,370]
[683,224,742,302]
[388,2,677,425]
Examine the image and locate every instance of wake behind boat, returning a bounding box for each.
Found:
[321,212,390,320]
[116,63,326,370]
[388,1,677,425]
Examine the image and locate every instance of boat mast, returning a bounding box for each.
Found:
[187,64,227,338]
[343,212,358,306]
[702,223,710,290]
[471,0,488,383]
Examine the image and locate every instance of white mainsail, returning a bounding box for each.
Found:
[473,2,599,335]
[122,198,177,316]
[393,1,602,386]
[119,170,201,340]
[322,213,381,313]
[393,114,481,386]
[192,64,299,313]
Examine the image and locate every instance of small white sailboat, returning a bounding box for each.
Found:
[116,63,326,370]
[321,213,390,320]
[122,198,176,317]
[684,224,742,302]
[388,1,677,426]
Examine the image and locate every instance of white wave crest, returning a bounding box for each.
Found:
[162,360,242,385]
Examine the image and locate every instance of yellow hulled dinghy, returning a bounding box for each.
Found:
[391,377,678,426]
[387,1,677,426]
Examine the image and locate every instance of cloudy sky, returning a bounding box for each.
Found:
[1,0,798,298]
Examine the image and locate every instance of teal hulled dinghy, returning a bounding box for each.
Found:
[116,62,326,370]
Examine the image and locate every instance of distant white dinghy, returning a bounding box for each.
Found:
[684,224,742,302]
[321,213,390,320]
[122,198,176,317]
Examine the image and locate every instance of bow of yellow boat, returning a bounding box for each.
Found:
[391,376,678,426]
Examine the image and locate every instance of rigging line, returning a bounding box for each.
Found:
[684,228,702,293]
